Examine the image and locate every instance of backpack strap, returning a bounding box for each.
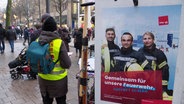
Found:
[36,38,62,67]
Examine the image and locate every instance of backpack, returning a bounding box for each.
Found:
[26,41,59,74]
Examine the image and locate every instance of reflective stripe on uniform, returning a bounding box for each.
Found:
[50,69,66,75]
[38,70,67,81]
[158,61,167,69]
[162,80,168,85]
[141,60,149,69]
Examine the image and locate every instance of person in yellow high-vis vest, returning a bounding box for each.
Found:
[38,16,71,104]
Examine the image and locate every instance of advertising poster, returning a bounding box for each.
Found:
[95,1,182,104]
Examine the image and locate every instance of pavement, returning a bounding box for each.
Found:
[0,38,81,104]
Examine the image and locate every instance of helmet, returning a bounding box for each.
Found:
[127,63,143,71]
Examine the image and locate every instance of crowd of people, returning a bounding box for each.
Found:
[0,13,77,104]
[0,20,72,54]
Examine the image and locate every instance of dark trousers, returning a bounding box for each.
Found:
[23,37,30,45]
[0,39,5,50]
[0,40,3,52]
[9,40,14,52]
[42,92,66,104]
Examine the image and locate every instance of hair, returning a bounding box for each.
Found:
[78,27,83,33]
[8,26,12,29]
[105,28,115,34]
[143,32,155,40]
[34,24,41,29]
[61,28,69,33]
[122,32,133,41]
[91,16,95,25]
[42,17,57,32]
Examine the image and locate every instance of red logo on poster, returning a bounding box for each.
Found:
[158,16,169,26]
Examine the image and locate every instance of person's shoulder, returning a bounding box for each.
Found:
[6,29,11,33]
[32,29,41,35]
[132,49,143,56]
[138,47,143,50]
[155,48,164,53]
[114,50,121,56]
[114,44,120,50]
[155,48,167,58]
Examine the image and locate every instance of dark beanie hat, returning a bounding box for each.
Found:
[42,17,57,32]
[41,13,51,23]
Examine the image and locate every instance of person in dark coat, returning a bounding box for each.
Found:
[30,24,42,44]
[72,28,79,57]
[58,27,71,52]
[38,16,71,104]
[0,23,6,54]
[6,26,17,52]
[74,28,83,58]
[23,27,29,45]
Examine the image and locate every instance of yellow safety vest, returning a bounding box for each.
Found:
[38,39,67,81]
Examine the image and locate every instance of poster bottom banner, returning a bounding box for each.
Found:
[101,71,162,104]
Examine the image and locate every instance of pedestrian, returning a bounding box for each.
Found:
[20,27,23,38]
[138,32,170,98]
[90,16,95,40]
[87,28,92,40]
[0,23,6,54]
[37,16,71,104]
[101,28,120,72]
[23,27,29,45]
[74,27,83,58]
[113,32,149,72]
[6,26,17,53]
[58,27,71,52]
[72,28,79,57]
[30,24,42,44]
[15,26,21,39]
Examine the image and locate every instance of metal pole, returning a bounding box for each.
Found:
[46,0,50,13]
[79,2,95,104]
[79,6,88,104]
[38,0,41,20]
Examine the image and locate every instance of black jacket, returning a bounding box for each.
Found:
[74,29,83,49]
[0,27,6,39]
[138,44,169,82]
[113,46,148,72]
[6,29,17,40]
[101,41,120,72]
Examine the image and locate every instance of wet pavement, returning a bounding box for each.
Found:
[0,38,79,104]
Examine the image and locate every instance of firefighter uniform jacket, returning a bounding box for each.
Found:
[113,46,148,72]
[138,44,169,90]
[101,41,120,72]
